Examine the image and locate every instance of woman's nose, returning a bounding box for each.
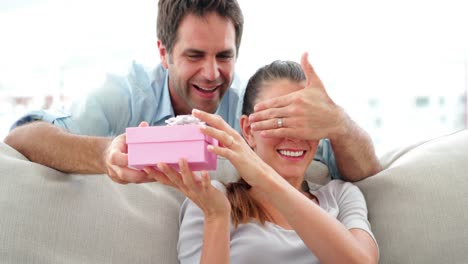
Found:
[285,137,301,143]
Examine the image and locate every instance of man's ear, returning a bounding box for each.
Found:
[157,40,169,69]
[240,115,256,148]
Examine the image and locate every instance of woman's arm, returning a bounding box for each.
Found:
[259,177,378,264]
[201,216,231,264]
[192,109,378,264]
[146,160,231,264]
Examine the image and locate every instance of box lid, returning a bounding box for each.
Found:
[126,124,215,144]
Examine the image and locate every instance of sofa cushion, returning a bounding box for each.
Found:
[0,142,184,264]
[356,129,468,264]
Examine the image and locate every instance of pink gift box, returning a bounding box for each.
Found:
[126,124,218,171]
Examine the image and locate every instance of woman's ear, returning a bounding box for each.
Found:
[157,40,169,69]
[240,115,256,148]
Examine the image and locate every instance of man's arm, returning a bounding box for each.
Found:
[328,111,382,181]
[4,121,110,174]
[4,121,152,184]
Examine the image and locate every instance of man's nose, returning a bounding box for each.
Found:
[201,58,220,81]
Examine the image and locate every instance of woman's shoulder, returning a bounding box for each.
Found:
[307,179,362,199]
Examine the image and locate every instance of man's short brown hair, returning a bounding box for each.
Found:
[157,0,244,57]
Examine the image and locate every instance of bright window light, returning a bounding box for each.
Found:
[1,0,467,156]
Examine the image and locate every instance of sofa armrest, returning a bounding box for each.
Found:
[356,129,468,264]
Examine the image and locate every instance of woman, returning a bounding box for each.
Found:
[147,53,379,263]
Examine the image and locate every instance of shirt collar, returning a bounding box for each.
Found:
[152,66,175,126]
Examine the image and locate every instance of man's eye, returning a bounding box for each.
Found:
[218,54,233,61]
[188,54,203,59]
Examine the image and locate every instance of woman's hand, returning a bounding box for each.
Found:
[192,109,277,188]
[145,159,230,219]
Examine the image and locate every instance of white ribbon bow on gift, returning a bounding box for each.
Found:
[165,115,205,126]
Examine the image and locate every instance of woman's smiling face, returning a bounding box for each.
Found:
[244,79,319,183]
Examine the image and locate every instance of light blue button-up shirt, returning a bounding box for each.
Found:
[12,62,242,137]
[11,62,341,179]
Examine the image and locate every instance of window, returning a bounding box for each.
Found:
[415,97,430,107]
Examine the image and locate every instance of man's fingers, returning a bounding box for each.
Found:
[252,92,295,113]
[138,121,149,127]
[251,117,287,131]
[117,166,153,183]
[107,166,130,184]
[108,150,129,167]
[301,52,325,90]
[107,165,127,182]
[110,177,129,184]
[259,127,296,139]
[248,107,282,123]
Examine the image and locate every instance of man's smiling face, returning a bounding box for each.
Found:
[160,12,237,115]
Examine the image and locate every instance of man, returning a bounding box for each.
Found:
[4,0,381,184]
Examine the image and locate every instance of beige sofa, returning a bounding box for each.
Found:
[1,129,467,263]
